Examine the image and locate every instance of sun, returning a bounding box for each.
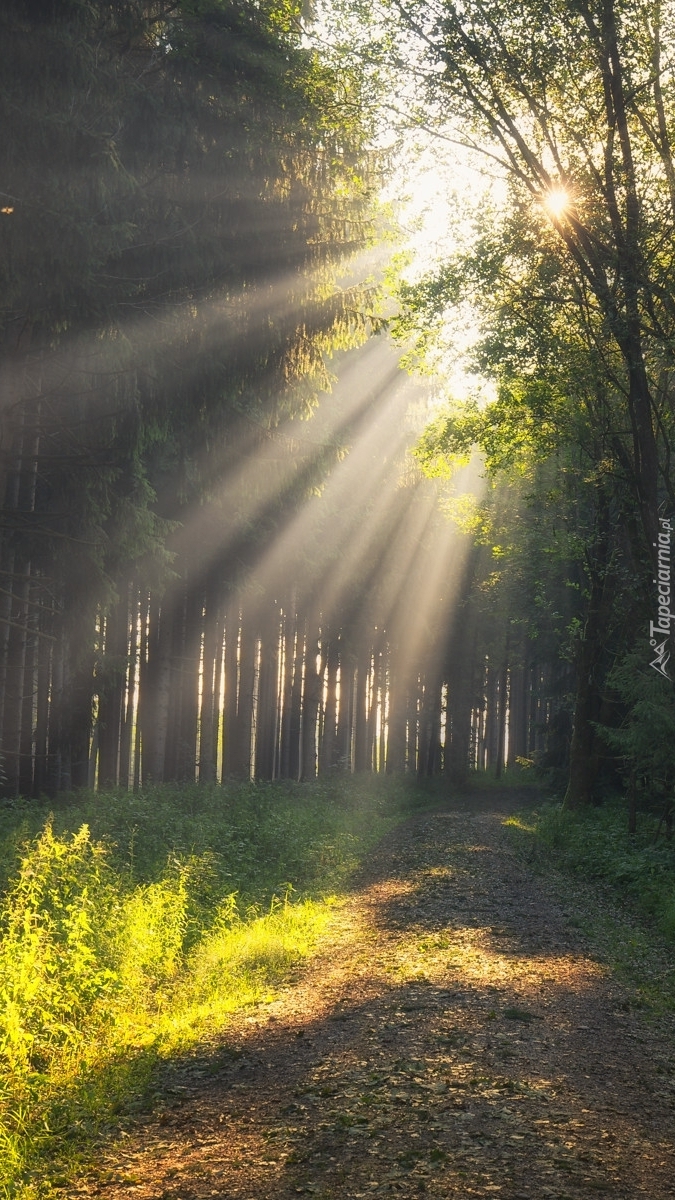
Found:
[543,187,570,219]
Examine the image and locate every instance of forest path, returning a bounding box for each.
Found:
[79,799,675,1200]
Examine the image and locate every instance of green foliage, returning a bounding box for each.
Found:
[595,647,675,784]
[0,824,116,1076]
[0,776,421,1196]
[0,775,414,902]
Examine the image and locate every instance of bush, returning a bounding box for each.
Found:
[0,775,423,1197]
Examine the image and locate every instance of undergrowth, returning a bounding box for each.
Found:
[0,774,424,1198]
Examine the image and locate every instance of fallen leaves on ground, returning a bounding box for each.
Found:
[72,799,675,1200]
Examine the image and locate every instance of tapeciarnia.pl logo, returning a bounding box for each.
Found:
[650,516,673,679]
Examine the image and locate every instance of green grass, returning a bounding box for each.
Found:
[0,774,426,1198]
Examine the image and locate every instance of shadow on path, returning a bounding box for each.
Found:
[76,802,675,1200]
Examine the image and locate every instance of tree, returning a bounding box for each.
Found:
[381,0,675,803]
[388,0,675,562]
[0,0,381,795]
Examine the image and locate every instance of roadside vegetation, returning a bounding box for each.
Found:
[0,776,425,1198]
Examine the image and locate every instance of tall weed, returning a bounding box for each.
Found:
[0,775,422,1196]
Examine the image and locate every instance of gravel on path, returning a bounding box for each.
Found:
[75,801,675,1200]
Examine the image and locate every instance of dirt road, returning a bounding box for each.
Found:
[77,803,675,1199]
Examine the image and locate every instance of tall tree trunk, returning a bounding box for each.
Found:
[1,405,40,796]
[367,644,382,771]
[222,602,239,778]
[301,612,324,782]
[386,649,408,774]
[176,583,202,782]
[563,582,605,809]
[33,591,52,797]
[494,660,509,780]
[255,606,279,780]
[18,570,39,797]
[4,571,30,796]
[199,578,221,784]
[319,633,339,774]
[119,586,140,790]
[46,619,66,796]
[507,648,529,765]
[446,621,476,785]
[353,650,370,772]
[142,594,173,782]
[337,653,354,771]
[71,648,96,790]
[98,592,128,788]
[484,659,499,772]
[286,613,304,781]
[232,611,255,780]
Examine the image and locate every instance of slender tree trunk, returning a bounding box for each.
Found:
[69,624,96,790]
[287,613,304,781]
[46,619,66,796]
[4,571,30,795]
[278,605,293,779]
[199,578,221,783]
[446,620,476,784]
[484,659,500,772]
[232,612,255,780]
[507,646,529,765]
[367,645,382,771]
[386,649,407,774]
[119,586,140,790]
[353,651,370,772]
[176,583,202,782]
[563,580,605,810]
[319,634,339,774]
[301,613,324,782]
[18,570,39,798]
[33,591,52,797]
[495,633,510,780]
[142,594,173,782]
[337,654,354,771]
[255,606,279,780]
[222,602,239,778]
[98,593,128,788]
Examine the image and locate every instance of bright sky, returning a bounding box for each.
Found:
[383,128,502,407]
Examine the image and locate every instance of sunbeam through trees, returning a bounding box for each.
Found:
[4,0,675,821]
[5,1,675,1196]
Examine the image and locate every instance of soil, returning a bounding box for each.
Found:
[74,795,675,1199]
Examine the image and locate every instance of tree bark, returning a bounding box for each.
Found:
[301,613,324,782]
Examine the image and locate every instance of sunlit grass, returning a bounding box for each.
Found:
[0,775,426,1198]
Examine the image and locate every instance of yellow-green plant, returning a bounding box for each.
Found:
[0,776,427,1196]
[0,823,115,1084]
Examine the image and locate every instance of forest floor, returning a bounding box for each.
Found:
[72,793,675,1200]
